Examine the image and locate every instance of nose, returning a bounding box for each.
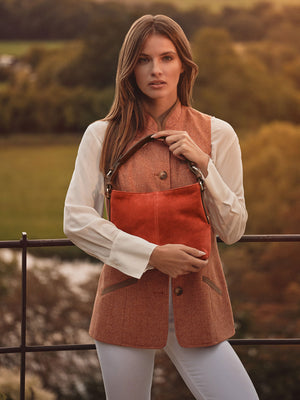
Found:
[151,59,162,76]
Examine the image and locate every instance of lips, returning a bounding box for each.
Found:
[149,81,166,86]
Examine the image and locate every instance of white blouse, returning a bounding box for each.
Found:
[64,117,247,279]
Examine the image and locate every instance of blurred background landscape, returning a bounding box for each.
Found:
[0,0,299,399]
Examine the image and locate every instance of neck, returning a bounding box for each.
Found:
[142,96,178,120]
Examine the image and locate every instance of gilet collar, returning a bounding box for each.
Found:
[141,99,182,135]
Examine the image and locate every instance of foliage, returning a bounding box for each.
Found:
[0,3,299,133]
[221,122,300,331]
[30,42,84,87]
[192,28,300,128]
[0,257,19,301]
[0,0,94,40]
[215,122,300,399]
[0,368,55,400]
[149,0,300,12]
[0,253,105,398]
[75,5,138,90]
[0,83,114,133]
[0,1,299,42]
[232,346,299,400]
[0,41,66,57]
[242,122,300,234]
[0,2,299,133]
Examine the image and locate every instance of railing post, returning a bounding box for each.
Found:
[20,232,28,400]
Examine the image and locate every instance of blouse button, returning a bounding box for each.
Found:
[174,287,183,296]
[159,171,168,180]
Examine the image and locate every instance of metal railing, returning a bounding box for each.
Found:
[0,232,300,400]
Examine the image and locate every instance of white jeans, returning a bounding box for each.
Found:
[95,286,259,400]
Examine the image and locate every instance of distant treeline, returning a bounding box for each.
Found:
[0,0,299,42]
[0,0,300,134]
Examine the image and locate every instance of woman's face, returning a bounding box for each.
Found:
[133,34,183,109]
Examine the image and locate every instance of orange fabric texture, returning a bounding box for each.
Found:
[89,103,235,348]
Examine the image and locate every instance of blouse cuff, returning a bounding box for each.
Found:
[108,230,157,279]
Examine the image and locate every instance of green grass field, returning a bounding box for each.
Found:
[0,135,81,240]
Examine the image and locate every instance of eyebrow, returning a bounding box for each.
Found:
[139,51,177,57]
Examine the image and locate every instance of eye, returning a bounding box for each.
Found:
[162,55,174,62]
[137,56,149,64]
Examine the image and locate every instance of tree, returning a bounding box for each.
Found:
[191,27,300,129]
[220,7,265,41]
[242,122,300,235]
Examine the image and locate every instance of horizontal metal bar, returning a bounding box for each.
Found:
[1,234,300,249]
[1,338,299,355]
[228,234,300,243]
[229,338,300,345]
[0,238,73,249]
[26,344,96,352]
[0,346,21,354]
[0,344,95,354]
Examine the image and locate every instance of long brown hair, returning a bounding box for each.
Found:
[100,14,198,174]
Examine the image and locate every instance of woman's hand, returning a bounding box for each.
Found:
[149,244,208,278]
[152,130,209,177]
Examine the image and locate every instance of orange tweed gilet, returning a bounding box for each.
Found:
[89,102,235,348]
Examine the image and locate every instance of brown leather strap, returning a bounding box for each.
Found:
[105,134,204,188]
[105,135,156,187]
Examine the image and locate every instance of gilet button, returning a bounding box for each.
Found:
[174,287,183,296]
[159,171,168,180]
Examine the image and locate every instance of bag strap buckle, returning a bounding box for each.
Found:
[188,163,205,191]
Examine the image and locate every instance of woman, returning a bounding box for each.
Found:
[64,14,259,400]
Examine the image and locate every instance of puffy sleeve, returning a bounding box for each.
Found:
[202,117,248,244]
[63,121,157,279]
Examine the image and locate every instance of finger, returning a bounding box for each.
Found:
[185,261,206,273]
[191,256,208,265]
[187,252,209,267]
[152,131,184,141]
[181,245,206,259]
[166,132,182,141]
[151,131,170,139]
[168,142,186,158]
[168,140,183,151]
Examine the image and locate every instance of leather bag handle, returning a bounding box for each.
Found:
[105,134,206,199]
[104,134,209,223]
[105,135,155,190]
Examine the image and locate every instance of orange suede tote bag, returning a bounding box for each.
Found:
[105,135,211,259]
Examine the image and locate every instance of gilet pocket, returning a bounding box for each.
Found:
[202,276,222,296]
[101,277,138,295]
